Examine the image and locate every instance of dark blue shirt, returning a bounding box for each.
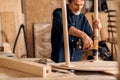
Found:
[51,6,93,63]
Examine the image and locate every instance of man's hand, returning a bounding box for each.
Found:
[69,26,93,50]
[82,33,93,50]
[92,19,102,30]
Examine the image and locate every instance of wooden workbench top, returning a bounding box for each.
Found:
[0,66,117,80]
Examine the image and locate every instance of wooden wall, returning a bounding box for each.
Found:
[24,0,62,57]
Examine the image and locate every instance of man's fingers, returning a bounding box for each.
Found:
[83,41,93,50]
[92,19,102,30]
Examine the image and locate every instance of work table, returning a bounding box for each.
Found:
[0,66,117,80]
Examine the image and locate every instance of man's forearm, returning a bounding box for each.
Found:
[69,26,93,49]
[68,26,86,39]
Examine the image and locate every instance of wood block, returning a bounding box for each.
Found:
[0,57,51,77]
[0,43,11,52]
[51,61,119,75]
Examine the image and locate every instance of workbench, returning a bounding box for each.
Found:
[0,55,117,80]
[0,65,117,80]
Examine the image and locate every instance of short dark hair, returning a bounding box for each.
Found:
[68,0,73,3]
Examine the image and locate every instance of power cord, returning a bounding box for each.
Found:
[13,24,29,57]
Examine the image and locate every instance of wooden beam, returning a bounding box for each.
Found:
[51,61,119,75]
[0,57,51,77]
[93,0,99,61]
[62,0,70,66]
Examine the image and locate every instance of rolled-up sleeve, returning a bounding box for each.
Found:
[51,9,63,57]
[52,9,63,34]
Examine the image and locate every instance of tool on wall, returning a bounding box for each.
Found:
[106,9,117,60]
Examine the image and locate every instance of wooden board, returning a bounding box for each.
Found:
[0,57,51,77]
[0,66,117,80]
[0,65,75,79]
[34,23,52,58]
[51,61,119,75]
[0,58,117,79]
[0,12,16,50]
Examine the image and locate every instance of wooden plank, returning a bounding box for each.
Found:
[93,0,99,60]
[34,23,52,58]
[51,61,119,75]
[0,66,117,79]
[0,58,117,79]
[0,57,51,77]
[0,12,16,52]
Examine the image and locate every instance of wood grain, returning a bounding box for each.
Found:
[0,57,51,77]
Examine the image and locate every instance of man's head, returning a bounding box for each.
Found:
[68,0,85,15]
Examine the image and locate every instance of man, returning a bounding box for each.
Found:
[51,0,101,63]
